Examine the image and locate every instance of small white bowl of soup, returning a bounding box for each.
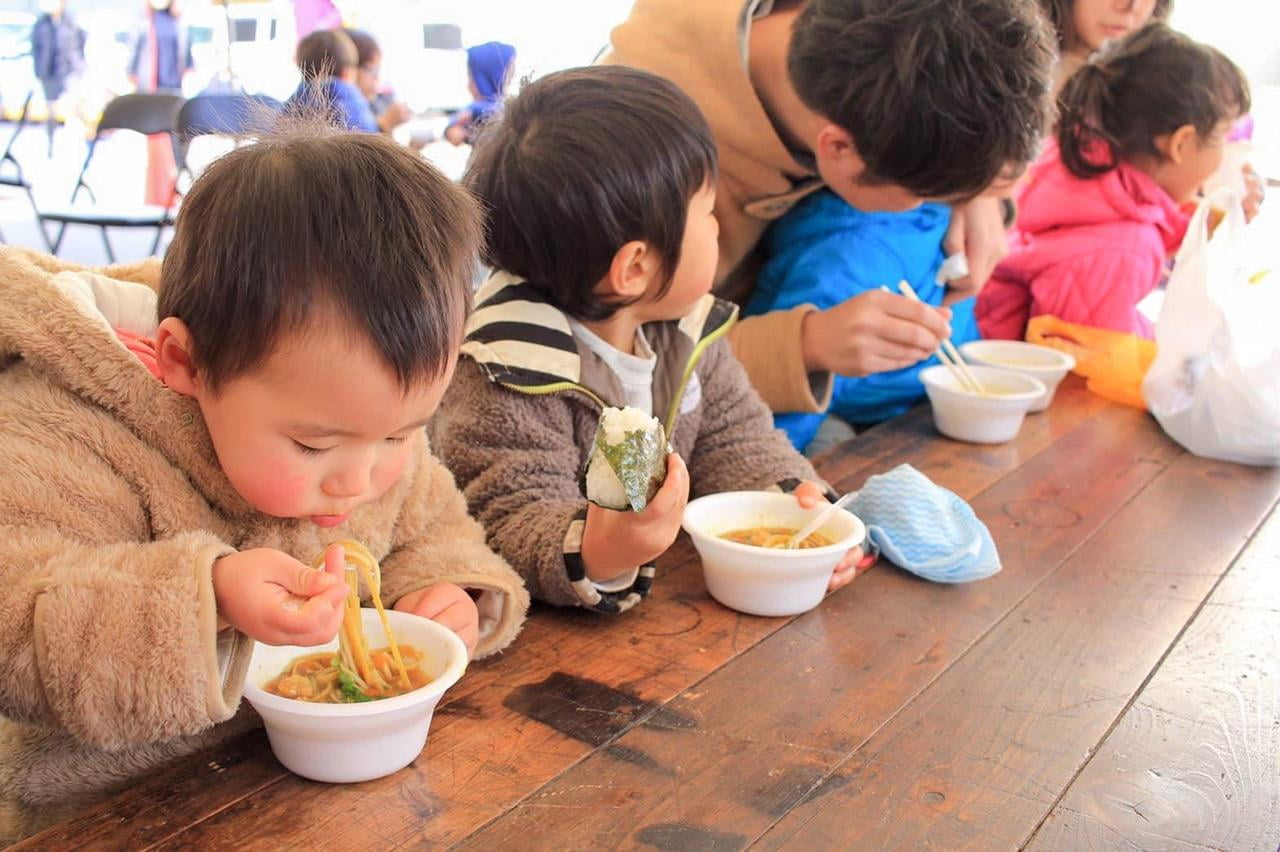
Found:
[959,340,1076,412]
[242,608,467,784]
[681,491,865,617]
[919,364,1046,444]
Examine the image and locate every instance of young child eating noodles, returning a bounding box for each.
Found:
[0,121,528,842]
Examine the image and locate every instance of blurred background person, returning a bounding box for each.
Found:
[31,0,85,157]
[443,40,514,146]
[129,0,190,95]
[345,28,411,135]
[285,28,378,132]
[130,0,190,206]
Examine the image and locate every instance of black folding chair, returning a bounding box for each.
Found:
[39,93,185,262]
[0,92,49,250]
[173,93,282,182]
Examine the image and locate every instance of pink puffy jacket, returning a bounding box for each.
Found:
[977,140,1191,340]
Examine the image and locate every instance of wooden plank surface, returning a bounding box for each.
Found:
[14,380,1279,852]
[23,380,1107,851]
[455,393,1183,848]
[21,537,784,850]
[753,453,1280,849]
[1028,507,1280,852]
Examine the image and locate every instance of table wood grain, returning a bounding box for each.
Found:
[15,378,1280,851]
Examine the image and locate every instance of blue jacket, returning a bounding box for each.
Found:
[744,189,980,451]
[286,78,379,134]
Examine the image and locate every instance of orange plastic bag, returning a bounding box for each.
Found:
[1026,315,1156,409]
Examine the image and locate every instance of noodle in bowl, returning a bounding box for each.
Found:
[243,608,468,783]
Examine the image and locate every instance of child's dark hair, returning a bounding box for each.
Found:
[788,0,1056,201]
[159,121,480,392]
[462,65,717,322]
[295,29,358,81]
[1058,23,1249,180]
[1038,0,1173,52]
[344,28,379,71]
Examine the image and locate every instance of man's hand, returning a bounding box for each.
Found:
[802,290,950,376]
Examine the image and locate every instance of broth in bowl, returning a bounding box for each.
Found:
[720,527,831,549]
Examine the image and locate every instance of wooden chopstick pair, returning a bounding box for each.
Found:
[894,280,987,396]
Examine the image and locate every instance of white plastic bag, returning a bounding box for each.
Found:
[1142,188,1280,466]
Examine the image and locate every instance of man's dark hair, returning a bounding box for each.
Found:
[295,28,358,81]
[789,0,1057,200]
[1058,22,1248,180]
[159,120,480,392]
[1038,0,1173,52]
[463,65,718,322]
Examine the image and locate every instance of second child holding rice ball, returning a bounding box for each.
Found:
[432,66,862,614]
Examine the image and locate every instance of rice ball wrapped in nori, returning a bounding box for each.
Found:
[584,406,668,512]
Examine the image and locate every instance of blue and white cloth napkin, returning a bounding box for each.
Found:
[847,464,1000,583]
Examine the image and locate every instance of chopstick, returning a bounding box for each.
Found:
[895,280,987,396]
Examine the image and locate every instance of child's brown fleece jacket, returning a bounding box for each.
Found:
[431,272,823,614]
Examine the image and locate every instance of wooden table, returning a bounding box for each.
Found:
[18,377,1280,850]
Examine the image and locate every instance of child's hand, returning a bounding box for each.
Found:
[212,545,348,646]
[791,482,863,593]
[802,290,950,377]
[1243,164,1265,223]
[581,453,690,583]
[827,549,862,593]
[395,583,479,657]
[944,195,1009,295]
[792,480,827,508]
[378,101,412,133]
[444,112,473,146]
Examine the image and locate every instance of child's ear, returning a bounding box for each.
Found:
[1155,124,1198,165]
[599,240,658,301]
[155,317,200,397]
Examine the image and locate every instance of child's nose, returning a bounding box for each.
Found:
[322,466,371,499]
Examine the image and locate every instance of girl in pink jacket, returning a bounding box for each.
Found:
[977,23,1250,341]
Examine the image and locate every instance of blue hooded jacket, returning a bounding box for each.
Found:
[744,189,980,451]
[464,41,515,124]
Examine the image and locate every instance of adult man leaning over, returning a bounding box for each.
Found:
[605,0,1054,413]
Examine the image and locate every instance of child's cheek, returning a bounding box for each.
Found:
[370,443,415,500]
[231,455,313,517]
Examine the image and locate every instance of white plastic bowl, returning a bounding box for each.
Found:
[959,340,1076,412]
[920,364,1046,444]
[681,491,865,617]
[243,608,468,783]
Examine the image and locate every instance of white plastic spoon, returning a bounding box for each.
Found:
[787,492,856,549]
